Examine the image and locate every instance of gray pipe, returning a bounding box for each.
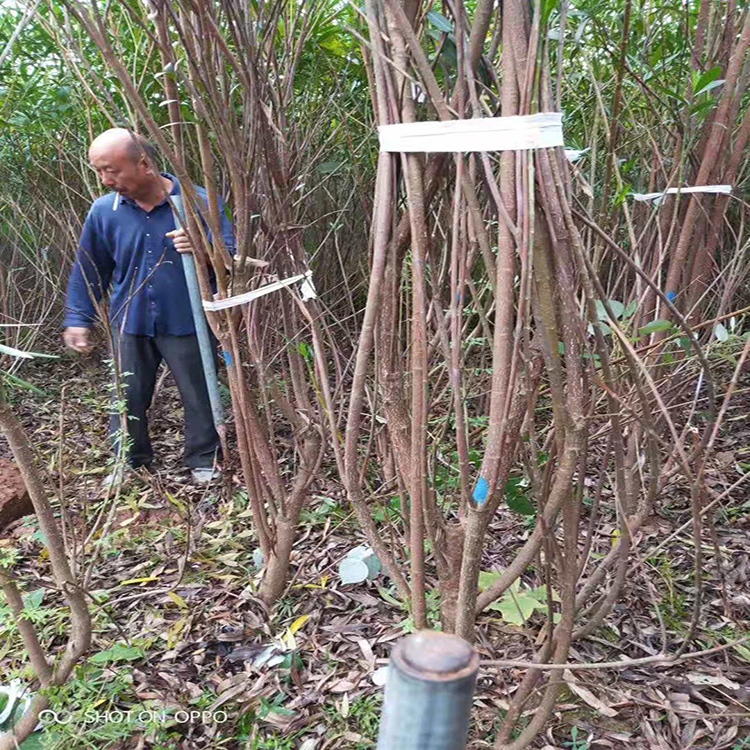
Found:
[170,195,224,430]
[377,630,479,750]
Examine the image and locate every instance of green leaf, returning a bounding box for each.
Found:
[639,319,673,335]
[541,0,560,26]
[693,66,722,96]
[622,300,638,319]
[378,587,406,610]
[507,494,535,516]
[491,591,541,625]
[530,585,562,603]
[317,160,343,174]
[697,79,725,95]
[89,643,145,664]
[596,299,624,321]
[19,732,45,750]
[0,343,32,359]
[614,182,633,205]
[426,10,453,33]
[2,371,47,396]
[714,323,729,342]
[478,570,502,591]
[23,590,44,609]
[654,83,687,105]
[339,558,368,584]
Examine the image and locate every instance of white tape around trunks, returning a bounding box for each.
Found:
[378,112,564,153]
[202,270,316,311]
[631,185,732,202]
[565,147,590,162]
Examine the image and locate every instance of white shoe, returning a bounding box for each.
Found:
[191,467,221,484]
[101,464,151,492]
[101,465,128,492]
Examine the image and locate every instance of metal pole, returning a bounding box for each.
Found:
[377,630,479,750]
[170,195,224,431]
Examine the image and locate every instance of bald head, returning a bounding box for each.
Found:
[89,128,158,165]
[88,128,165,202]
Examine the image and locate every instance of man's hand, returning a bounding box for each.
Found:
[63,327,92,353]
[166,228,193,254]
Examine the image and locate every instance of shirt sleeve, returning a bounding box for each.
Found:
[218,197,236,258]
[63,208,115,328]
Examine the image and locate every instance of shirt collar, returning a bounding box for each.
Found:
[119,173,180,208]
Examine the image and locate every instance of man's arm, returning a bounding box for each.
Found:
[63,208,114,352]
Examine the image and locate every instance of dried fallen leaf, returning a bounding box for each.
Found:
[289,614,310,635]
[563,669,618,717]
[329,679,357,693]
[120,576,160,586]
[167,591,188,609]
[686,672,740,690]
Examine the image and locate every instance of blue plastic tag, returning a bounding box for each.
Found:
[666,291,677,302]
[473,477,489,505]
[223,350,233,366]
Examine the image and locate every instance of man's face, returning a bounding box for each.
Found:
[89,145,153,199]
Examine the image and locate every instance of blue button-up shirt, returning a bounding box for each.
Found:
[64,174,234,337]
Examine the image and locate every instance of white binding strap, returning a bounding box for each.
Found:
[565,147,590,162]
[202,270,314,311]
[378,112,564,153]
[632,185,732,202]
[380,112,577,157]
[299,276,318,302]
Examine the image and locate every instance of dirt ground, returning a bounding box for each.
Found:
[0,346,748,750]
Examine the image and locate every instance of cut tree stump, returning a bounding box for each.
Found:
[0,458,34,534]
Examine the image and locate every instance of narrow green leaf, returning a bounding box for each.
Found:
[541,0,560,26]
[0,343,32,359]
[697,79,725,95]
[639,319,673,335]
[0,343,58,360]
[2,371,47,396]
[426,10,453,33]
[693,66,722,96]
[89,643,145,664]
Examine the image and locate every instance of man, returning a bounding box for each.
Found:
[63,128,233,484]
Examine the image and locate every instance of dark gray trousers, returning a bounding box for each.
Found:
[110,333,220,469]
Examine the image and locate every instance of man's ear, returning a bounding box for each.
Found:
[140,157,154,174]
